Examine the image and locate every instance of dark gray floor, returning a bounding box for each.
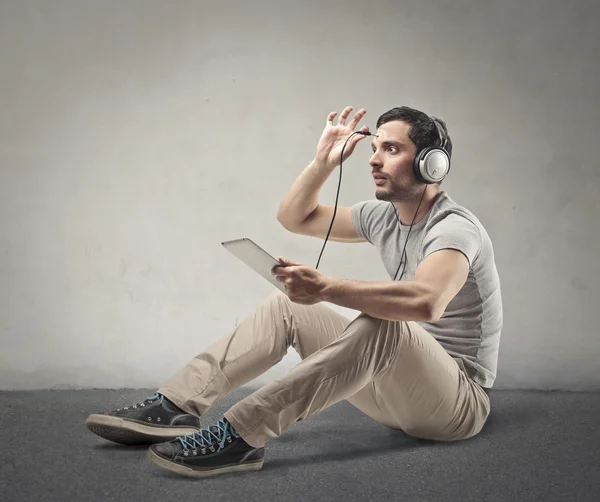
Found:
[1,388,599,502]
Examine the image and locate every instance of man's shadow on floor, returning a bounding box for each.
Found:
[263,392,540,471]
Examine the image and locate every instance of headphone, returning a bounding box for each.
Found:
[315,115,451,279]
[412,118,451,184]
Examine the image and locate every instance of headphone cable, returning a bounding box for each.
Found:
[315,132,362,270]
[390,184,427,281]
[315,130,426,284]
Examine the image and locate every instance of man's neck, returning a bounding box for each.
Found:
[394,187,442,226]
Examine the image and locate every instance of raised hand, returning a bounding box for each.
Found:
[315,106,369,171]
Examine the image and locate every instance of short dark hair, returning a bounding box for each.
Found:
[376,106,453,159]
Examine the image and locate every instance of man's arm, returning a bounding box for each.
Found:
[276,106,369,240]
[321,249,470,322]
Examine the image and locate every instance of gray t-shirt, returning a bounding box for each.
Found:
[351,191,502,388]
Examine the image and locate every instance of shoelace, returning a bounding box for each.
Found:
[178,419,240,454]
[118,393,161,411]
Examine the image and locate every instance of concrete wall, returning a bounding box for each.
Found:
[1,0,598,391]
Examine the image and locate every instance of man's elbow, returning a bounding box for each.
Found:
[276,213,294,232]
[423,296,445,322]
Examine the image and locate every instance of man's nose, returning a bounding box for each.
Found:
[369,152,382,168]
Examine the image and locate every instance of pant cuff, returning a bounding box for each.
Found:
[157,387,198,417]
[224,410,266,449]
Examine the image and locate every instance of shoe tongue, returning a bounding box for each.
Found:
[209,425,221,436]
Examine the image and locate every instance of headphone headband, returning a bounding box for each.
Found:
[431,117,447,150]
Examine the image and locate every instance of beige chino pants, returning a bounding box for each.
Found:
[158,290,490,448]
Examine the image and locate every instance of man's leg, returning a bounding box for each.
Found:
[145,291,377,477]
[221,312,403,447]
[223,313,490,447]
[88,289,357,446]
[371,320,490,441]
[158,290,352,417]
[146,299,489,477]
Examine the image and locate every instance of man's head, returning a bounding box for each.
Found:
[369,106,452,202]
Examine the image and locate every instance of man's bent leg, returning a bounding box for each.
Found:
[158,290,352,417]
[373,320,491,442]
[223,313,406,448]
[145,294,364,477]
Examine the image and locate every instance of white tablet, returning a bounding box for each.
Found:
[221,237,287,293]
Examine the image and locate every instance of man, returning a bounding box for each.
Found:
[86,105,502,479]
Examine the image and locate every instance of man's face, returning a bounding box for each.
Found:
[369,120,422,202]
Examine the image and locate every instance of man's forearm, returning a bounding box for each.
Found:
[322,277,435,322]
[276,159,333,230]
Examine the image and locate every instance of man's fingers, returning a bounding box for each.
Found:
[337,106,353,126]
[327,107,367,131]
[272,265,291,276]
[341,126,370,154]
[351,125,370,145]
[348,108,367,130]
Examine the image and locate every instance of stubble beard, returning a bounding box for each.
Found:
[374,178,423,203]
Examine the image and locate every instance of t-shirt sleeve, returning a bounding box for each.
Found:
[351,200,382,244]
[422,214,482,266]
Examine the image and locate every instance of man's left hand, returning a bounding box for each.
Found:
[271,257,330,305]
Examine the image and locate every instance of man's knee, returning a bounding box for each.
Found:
[352,313,410,343]
[261,289,289,309]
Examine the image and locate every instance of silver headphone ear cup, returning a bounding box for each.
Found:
[419,148,450,184]
[417,116,451,184]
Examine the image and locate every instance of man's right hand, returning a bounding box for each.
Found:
[314,106,370,171]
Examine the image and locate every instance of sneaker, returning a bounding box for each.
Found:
[147,418,264,478]
[86,393,200,445]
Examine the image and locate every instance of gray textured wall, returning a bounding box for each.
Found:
[1,0,598,391]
